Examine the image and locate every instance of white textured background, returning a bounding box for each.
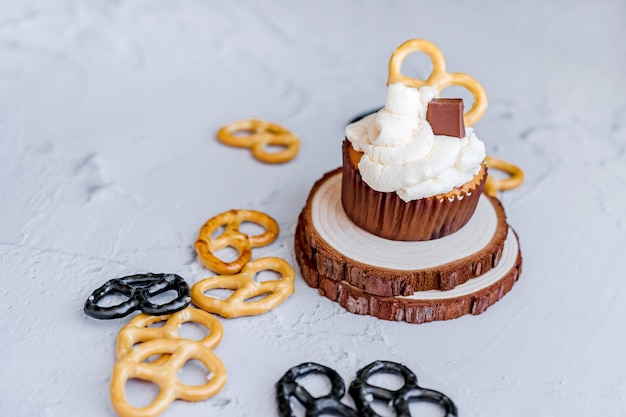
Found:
[1,1,625,416]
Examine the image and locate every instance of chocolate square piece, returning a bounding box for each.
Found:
[426,98,466,138]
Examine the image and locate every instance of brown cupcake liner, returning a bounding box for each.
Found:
[341,140,487,241]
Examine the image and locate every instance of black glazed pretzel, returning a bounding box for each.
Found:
[84,273,191,319]
[349,360,458,417]
[275,362,359,417]
[348,107,383,124]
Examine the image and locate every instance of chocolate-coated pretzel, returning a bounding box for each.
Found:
[349,360,457,417]
[276,362,359,417]
[84,273,191,320]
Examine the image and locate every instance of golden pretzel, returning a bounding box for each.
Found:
[387,39,487,127]
[116,307,223,363]
[195,209,280,275]
[217,119,300,164]
[110,339,227,417]
[484,156,525,197]
[191,257,295,318]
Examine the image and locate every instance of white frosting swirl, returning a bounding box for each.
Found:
[345,83,485,201]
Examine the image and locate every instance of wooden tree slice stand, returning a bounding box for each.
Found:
[295,169,523,324]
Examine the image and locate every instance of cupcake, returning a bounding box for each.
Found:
[341,82,487,241]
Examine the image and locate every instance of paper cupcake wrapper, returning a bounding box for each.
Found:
[341,140,487,241]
